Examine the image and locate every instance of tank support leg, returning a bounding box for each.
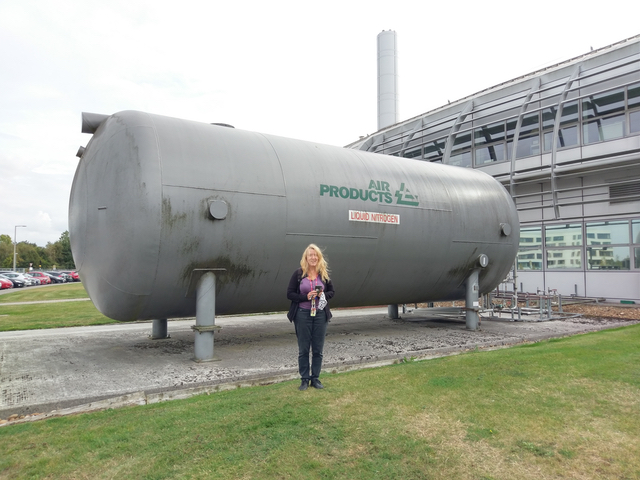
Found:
[192,271,221,362]
[388,304,399,319]
[150,319,169,339]
[465,269,480,331]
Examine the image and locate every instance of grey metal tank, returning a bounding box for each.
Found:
[70,110,519,322]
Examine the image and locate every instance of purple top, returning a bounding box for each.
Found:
[299,276,326,310]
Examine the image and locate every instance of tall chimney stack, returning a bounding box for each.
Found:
[377,30,398,130]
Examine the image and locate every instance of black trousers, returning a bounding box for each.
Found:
[294,308,327,381]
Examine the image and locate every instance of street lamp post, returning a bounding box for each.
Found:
[13,225,27,271]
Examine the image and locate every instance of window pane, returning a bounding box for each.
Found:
[560,100,579,126]
[630,110,640,135]
[475,143,505,164]
[543,124,579,151]
[582,88,625,119]
[449,150,472,168]
[586,246,630,270]
[586,221,630,245]
[452,131,472,151]
[635,247,640,269]
[516,135,540,158]
[424,138,446,162]
[506,118,517,141]
[543,130,553,152]
[519,112,540,136]
[403,147,422,158]
[558,125,579,148]
[516,113,540,158]
[546,249,581,269]
[476,143,505,165]
[545,224,582,246]
[518,249,543,270]
[520,227,542,247]
[583,114,625,144]
[632,220,640,244]
[629,82,640,109]
[474,122,505,146]
[542,106,557,130]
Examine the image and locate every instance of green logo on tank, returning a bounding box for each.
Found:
[319,180,419,207]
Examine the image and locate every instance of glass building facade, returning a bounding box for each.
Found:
[347,35,640,301]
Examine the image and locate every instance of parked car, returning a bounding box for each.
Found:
[60,270,80,282]
[27,271,52,285]
[1,272,36,286]
[0,274,25,288]
[46,271,73,283]
[42,272,65,284]
[0,276,13,289]
[23,273,42,285]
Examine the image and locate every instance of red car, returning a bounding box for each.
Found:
[61,270,80,282]
[27,272,52,285]
[0,276,13,289]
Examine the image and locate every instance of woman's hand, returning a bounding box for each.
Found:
[307,291,318,300]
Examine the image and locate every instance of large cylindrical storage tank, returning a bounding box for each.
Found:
[70,110,519,321]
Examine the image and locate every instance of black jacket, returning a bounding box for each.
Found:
[286,267,335,322]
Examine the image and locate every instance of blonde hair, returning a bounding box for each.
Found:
[300,244,330,282]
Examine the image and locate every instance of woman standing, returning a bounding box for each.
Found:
[287,244,335,391]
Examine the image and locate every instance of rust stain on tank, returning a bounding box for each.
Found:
[162,197,188,230]
[181,256,263,288]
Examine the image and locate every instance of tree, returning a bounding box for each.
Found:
[58,231,74,268]
[45,241,63,267]
[0,231,75,270]
[16,242,44,269]
[0,235,12,267]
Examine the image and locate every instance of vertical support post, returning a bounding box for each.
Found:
[388,304,399,319]
[465,269,480,330]
[558,294,563,313]
[151,319,169,339]
[193,271,220,362]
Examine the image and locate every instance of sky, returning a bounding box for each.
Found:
[1,0,638,247]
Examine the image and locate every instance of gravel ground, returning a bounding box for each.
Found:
[558,302,640,320]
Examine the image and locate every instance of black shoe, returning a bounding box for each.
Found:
[311,379,324,389]
[298,380,309,391]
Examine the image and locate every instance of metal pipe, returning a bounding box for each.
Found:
[465,269,480,330]
[193,272,219,362]
[13,225,26,271]
[151,319,169,339]
[81,112,109,134]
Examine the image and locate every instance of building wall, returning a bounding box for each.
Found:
[347,35,640,302]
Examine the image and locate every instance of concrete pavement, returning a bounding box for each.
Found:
[1,306,636,422]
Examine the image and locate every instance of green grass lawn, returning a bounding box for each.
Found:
[0,283,89,303]
[1,324,639,479]
[0,301,118,331]
[0,283,118,331]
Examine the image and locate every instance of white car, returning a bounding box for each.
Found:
[3,272,38,287]
[21,273,41,286]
